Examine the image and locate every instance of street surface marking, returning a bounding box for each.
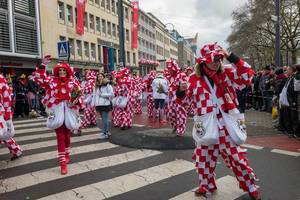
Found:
[13,127,100,142]
[0,150,162,193]
[15,126,51,134]
[14,122,47,129]
[38,159,193,200]
[271,149,300,157]
[169,175,246,200]
[133,124,145,127]
[241,144,264,150]
[0,142,118,170]
[13,118,46,125]
[0,133,101,156]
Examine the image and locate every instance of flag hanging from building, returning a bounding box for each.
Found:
[76,0,87,35]
[132,0,139,49]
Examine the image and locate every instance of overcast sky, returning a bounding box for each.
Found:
[139,0,247,54]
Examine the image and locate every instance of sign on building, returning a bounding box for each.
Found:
[57,41,69,58]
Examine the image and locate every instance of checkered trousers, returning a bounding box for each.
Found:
[192,115,258,196]
[147,95,154,118]
[167,101,187,136]
[1,138,22,157]
[81,106,97,128]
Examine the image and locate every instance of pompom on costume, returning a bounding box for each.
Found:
[165,60,188,136]
[80,70,97,129]
[0,75,22,160]
[180,43,260,199]
[33,60,83,175]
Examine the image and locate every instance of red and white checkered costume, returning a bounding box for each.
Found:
[182,44,259,197]
[0,75,22,159]
[33,62,84,167]
[185,67,196,117]
[80,71,97,128]
[132,76,144,115]
[111,71,120,127]
[166,61,188,136]
[143,71,156,118]
[114,68,135,128]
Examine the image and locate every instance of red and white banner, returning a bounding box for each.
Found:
[76,0,87,35]
[131,0,139,49]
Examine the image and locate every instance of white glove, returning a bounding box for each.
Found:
[42,55,52,66]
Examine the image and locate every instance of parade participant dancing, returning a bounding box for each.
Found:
[178,43,261,200]
[33,56,83,175]
[166,60,188,136]
[132,72,143,115]
[143,70,157,119]
[185,66,196,117]
[79,70,97,134]
[0,74,22,160]
[114,68,135,130]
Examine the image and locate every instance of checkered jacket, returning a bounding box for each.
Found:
[0,75,12,121]
[184,59,254,115]
[168,71,187,102]
[33,68,84,110]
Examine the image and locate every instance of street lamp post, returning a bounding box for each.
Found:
[275,0,281,67]
[118,0,126,67]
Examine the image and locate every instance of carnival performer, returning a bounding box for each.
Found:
[114,68,135,130]
[93,72,114,139]
[166,60,188,136]
[132,72,143,115]
[178,43,261,200]
[143,70,157,119]
[185,66,196,117]
[151,71,169,123]
[78,70,97,135]
[33,56,83,175]
[0,74,22,161]
[111,71,121,127]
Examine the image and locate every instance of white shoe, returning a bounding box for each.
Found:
[106,132,111,136]
[99,132,108,140]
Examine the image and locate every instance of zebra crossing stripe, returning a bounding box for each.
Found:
[241,144,264,150]
[13,127,100,143]
[14,122,47,129]
[0,142,118,170]
[271,149,300,157]
[0,133,101,156]
[15,126,53,134]
[169,175,247,200]
[13,118,46,125]
[0,150,162,194]
[37,159,193,200]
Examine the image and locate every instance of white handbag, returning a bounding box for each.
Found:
[0,114,8,140]
[46,102,65,130]
[65,102,81,130]
[112,96,128,108]
[1,119,15,140]
[204,76,247,145]
[192,112,219,145]
[279,78,292,107]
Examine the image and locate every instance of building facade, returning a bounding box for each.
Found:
[39,0,138,72]
[0,0,41,75]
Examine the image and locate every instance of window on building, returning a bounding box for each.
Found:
[127,51,130,63]
[89,0,94,5]
[117,25,119,38]
[76,40,82,57]
[89,14,95,31]
[66,5,73,24]
[101,0,105,8]
[124,7,129,20]
[101,19,106,34]
[59,36,66,42]
[111,0,115,13]
[58,1,65,21]
[91,43,96,60]
[133,52,136,64]
[106,0,110,10]
[69,38,75,56]
[112,23,116,37]
[107,21,111,35]
[126,29,129,42]
[84,12,88,30]
[96,17,101,33]
[84,41,89,58]
[97,44,102,62]
[95,0,100,6]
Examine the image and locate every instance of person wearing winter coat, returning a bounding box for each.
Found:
[93,73,114,139]
[0,74,22,160]
[294,64,300,128]
[151,72,169,123]
[33,56,83,175]
[177,43,261,200]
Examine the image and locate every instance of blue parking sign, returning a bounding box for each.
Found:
[57,41,69,58]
